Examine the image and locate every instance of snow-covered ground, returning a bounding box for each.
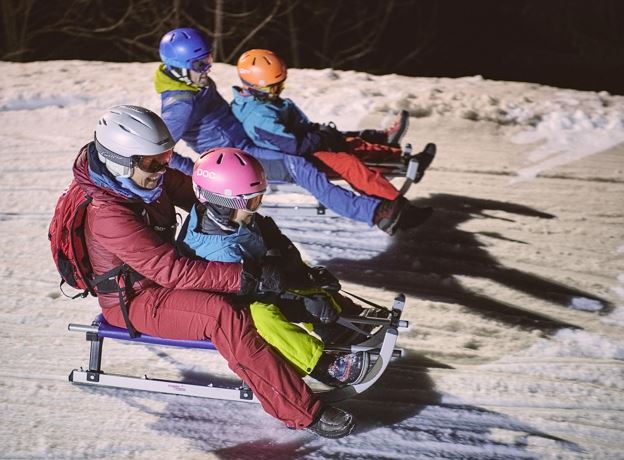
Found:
[1,61,623,459]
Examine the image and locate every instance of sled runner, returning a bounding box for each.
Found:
[262,143,437,218]
[68,294,408,403]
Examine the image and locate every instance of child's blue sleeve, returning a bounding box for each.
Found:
[251,103,323,156]
[169,152,194,176]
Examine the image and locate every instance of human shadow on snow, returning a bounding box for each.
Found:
[341,353,583,457]
[76,350,582,459]
[320,193,613,333]
[69,193,600,457]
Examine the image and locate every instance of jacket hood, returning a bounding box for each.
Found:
[154,64,200,94]
[231,86,247,102]
[230,87,254,121]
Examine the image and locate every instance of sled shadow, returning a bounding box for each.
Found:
[321,193,613,333]
[341,353,582,456]
[76,350,582,459]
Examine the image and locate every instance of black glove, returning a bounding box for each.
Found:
[303,294,339,324]
[239,259,285,295]
[308,265,341,291]
[318,122,347,152]
[239,268,259,296]
[258,262,286,293]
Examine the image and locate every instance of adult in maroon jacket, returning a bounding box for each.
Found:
[73,105,355,438]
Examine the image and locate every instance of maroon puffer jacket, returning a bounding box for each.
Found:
[73,145,242,309]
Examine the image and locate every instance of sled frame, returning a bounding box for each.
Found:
[261,155,420,218]
[68,294,407,403]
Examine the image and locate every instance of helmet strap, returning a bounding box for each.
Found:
[165,66,194,86]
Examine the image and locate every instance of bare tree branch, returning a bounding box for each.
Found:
[92,2,134,33]
[223,0,282,63]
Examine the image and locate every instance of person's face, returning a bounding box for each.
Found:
[129,149,172,189]
[189,54,213,87]
[231,209,254,225]
[254,80,285,101]
[229,195,263,225]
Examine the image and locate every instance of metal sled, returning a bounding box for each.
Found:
[261,143,435,218]
[68,294,407,403]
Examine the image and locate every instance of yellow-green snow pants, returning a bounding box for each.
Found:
[250,301,324,375]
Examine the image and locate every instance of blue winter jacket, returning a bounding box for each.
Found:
[182,204,267,263]
[230,88,325,156]
[154,66,283,161]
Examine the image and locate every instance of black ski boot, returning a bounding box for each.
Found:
[373,196,408,235]
[306,406,356,439]
[397,205,433,232]
[310,351,370,386]
[404,142,436,183]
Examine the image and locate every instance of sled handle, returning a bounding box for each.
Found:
[339,315,408,329]
[68,323,98,333]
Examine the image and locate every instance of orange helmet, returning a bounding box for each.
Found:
[237,49,287,89]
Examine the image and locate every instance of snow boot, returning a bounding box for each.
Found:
[404,142,436,183]
[374,196,408,235]
[306,406,355,438]
[386,110,409,145]
[397,205,433,232]
[310,351,370,386]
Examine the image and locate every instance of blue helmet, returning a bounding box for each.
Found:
[159,28,212,69]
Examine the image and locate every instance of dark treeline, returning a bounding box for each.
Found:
[2,0,623,94]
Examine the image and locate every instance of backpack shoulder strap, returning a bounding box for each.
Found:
[86,197,143,338]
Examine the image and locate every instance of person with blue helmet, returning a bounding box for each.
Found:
[158,27,214,86]
[154,27,424,235]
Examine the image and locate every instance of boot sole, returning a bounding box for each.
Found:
[306,414,356,438]
[351,352,371,385]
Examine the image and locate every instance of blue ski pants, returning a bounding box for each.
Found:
[259,156,380,225]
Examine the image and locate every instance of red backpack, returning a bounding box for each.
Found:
[48,180,96,298]
[48,180,139,336]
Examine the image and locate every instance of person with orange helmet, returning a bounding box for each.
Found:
[236,49,409,145]
[233,49,435,200]
[155,27,429,235]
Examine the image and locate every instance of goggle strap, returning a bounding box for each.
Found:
[94,138,134,167]
[196,187,264,210]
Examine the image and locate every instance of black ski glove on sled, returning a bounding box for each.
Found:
[303,294,339,324]
[239,266,259,296]
[307,266,341,291]
[259,262,286,292]
[317,122,347,152]
[239,259,286,295]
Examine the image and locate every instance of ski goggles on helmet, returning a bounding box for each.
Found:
[191,54,213,73]
[195,187,264,212]
[134,149,173,173]
[244,195,263,212]
[256,80,285,96]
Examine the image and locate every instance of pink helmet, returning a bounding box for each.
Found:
[192,147,267,209]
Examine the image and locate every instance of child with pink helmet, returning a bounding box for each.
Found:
[178,147,373,436]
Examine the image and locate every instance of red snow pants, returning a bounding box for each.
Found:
[313,137,402,200]
[102,287,323,429]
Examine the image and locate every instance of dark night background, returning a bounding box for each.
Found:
[2,0,624,94]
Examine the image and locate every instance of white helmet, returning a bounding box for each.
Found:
[94,105,175,177]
